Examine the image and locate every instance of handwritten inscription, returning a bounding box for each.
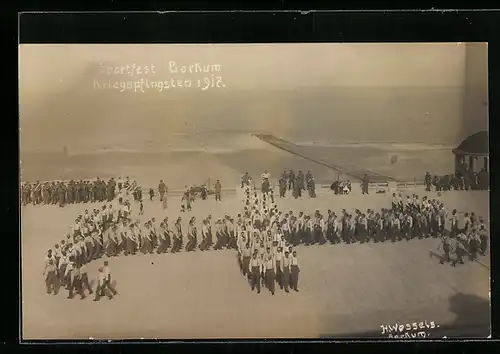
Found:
[98,63,157,77]
[380,320,439,339]
[93,61,226,92]
[168,61,221,74]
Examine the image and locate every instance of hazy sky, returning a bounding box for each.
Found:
[19,43,467,95]
[18,43,488,152]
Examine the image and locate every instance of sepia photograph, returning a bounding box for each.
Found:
[19,43,490,340]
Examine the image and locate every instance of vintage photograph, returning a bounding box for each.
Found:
[19,43,490,340]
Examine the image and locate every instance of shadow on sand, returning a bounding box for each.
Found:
[320,292,490,339]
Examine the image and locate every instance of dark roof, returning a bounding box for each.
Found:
[453,131,489,155]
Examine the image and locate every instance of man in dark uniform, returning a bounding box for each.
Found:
[425,172,432,192]
[288,170,295,190]
[58,183,66,207]
[438,234,452,264]
[214,180,222,201]
[290,250,300,292]
[362,174,369,195]
[297,170,305,191]
[158,180,167,201]
[241,172,251,188]
[452,234,466,266]
[478,220,488,255]
[293,176,302,199]
[281,251,291,293]
[279,176,287,198]
[67,261,85,299]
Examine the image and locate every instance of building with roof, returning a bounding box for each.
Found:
[452,130,489,174]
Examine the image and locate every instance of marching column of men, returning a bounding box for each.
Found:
[42,174,489,300]
[236,185,301,295]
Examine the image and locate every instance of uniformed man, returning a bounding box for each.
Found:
[141,222,153,254]
[249,253,262,294]
[94,267,113,301]
[468,229,480,260]
[171,218,182,253]
[452,234,466,266]
[156,222,168,254]
[158,180,167,202]
[362,174,369,195]
[279,176,287,198]
[290,250,300,292]
[450,209,459,238]
[478,220,488,255]
[240,242,253,278]
[43,259,58,295]
[67,261,85,299]
[264,253,276,295]
[280,250,291,292]
[79,263,93,295]
[186,217,197,252]
[438,234,452,264]
[241,172,251,188]
[103,260,118,296]
[214,180,222,202]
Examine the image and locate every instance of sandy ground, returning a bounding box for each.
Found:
[21,187,490,340]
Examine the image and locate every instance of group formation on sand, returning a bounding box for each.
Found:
[41,169,489,300]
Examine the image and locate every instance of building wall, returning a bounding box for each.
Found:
[462,43,489,141]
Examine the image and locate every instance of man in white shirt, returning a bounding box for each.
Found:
[274,246,284,290]
[281,251,291,293]
[79,263,93,295]
[264,253,276,295]
[103,261,118,296]
[290,251,300,292]
[67,261,85,299]
[241,243,253,279]
[249,253,262,294]
[94,267,113,301]
[43,259,57,295]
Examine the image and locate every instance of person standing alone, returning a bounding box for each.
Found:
[214,180,222,202]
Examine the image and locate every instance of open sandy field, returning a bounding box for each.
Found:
[21,187,490,340]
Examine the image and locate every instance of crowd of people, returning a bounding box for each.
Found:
[240,170,318,200]
[425,169,489,192]
[21,177,139,207]
[40,169,489,300]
